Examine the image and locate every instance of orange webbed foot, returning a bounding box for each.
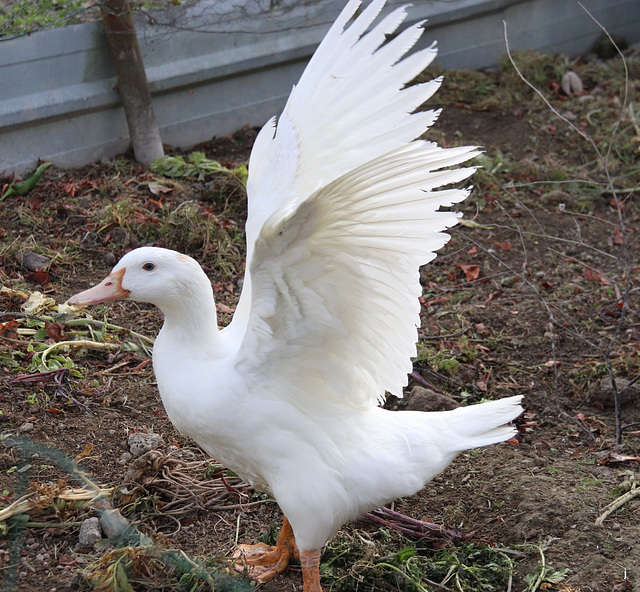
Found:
[233,517,298,583]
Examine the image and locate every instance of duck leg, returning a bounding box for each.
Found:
[300,548,323,592]
[234,516,298,583]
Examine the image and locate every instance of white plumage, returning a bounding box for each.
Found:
[69,1,523,590]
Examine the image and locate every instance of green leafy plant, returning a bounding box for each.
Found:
[152,152,248,186]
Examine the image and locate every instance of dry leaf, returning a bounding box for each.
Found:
[148,182,173,195]
[45,321,66,342]
[26,270,51,285]
[21,291,56,315]
[457,264,480,282]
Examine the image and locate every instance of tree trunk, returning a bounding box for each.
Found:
[101,0,164,166]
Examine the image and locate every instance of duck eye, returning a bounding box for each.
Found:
[142,262,155,271]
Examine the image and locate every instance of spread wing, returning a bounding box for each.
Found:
[226,0,445,336]
[235,141,479,409]
[224,0,480,408]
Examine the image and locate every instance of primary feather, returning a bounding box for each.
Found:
[69,0,523,588]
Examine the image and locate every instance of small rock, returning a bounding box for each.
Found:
[127,432,164,456]
[100,509,130,539]
[561,71,584,95]
[104,252,117,266]
[18,422,34,433]
[118,451,133,466]
[77,517,102,549]
[129,234,142,249]
[403,386,460,412]
[16,250,51,272]
[588,378,639,408]
[540,189,571,206]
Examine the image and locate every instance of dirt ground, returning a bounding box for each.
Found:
[0,47,639,592]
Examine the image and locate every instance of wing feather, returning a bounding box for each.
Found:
[236,142,480,409]
[224,1,480,407]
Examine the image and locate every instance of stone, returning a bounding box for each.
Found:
[100,509,130,539]
[540,189,570,206]
[127,432,164,456]
[589,378,639,408]
[77,517,102,549]
[16,250,51,271]
[403,386,460,412]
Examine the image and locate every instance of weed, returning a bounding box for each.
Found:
[152,152,248,186]
[321,538,517,592]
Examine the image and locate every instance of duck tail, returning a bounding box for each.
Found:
[446,395,523,450]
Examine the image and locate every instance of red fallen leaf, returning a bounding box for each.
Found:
[26,270,50,285]
[426,296,448,306]
[476,371,490,391]
[612,227,624,245]
[507,437,520,445]
[0,320,19,339]
[600,452,640,465]
[457,263,480,282]
[584,268,602,282]
[45,321,66,342]
[475,344,491,353]
[609,197,624,212]
[540,280,554,290]
[216,302,233,314]
[493,242,511,251]
[574,412,587,423]
[46,408,64,414]
[467,246,478,255]
[58,555,76,566]
[133,359,151,372]
[518,421,538,429]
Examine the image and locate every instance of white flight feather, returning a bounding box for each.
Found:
[236,142,480,409]
[223,1,480,408]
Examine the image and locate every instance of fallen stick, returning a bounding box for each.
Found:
[595,485,640,526]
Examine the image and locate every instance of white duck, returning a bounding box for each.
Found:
[69,1,523,590]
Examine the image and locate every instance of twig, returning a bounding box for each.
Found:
[63,317,155,345]
[39,339,120,364]
[409,371,444,394]
[595,484,640,526]
[419,326,470,340]
[364,507,471,542]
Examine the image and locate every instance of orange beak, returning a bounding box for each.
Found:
[67,268,129,305]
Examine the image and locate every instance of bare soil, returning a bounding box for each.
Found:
[0,50,639,592]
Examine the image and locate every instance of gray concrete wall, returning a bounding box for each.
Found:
[1,0,639,174]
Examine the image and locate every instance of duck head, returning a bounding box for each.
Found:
[68,246,214,313]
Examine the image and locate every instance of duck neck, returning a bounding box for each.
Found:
[156,291,221,351]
